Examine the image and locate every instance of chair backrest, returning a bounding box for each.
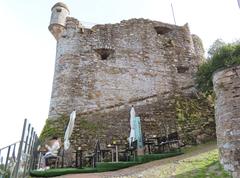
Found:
[57,146,64,156]
[142,133,146,144]
[158,136,167,143]
[131,140,138,150]
[167,132,179,141]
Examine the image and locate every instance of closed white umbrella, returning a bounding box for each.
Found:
[64,110,76,150]
[129,106,136,146]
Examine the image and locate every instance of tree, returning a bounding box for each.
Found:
[207,39,226,58]
[196,42,240,94]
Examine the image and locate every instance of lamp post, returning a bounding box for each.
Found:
[76,147,82,168]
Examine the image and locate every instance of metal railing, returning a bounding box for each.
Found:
[0,119,39,178]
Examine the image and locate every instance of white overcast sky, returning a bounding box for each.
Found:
[0,0,239,148]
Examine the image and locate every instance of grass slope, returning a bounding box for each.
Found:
[31,142,232,178]
[137,144,232,178]
[175,149,231,178]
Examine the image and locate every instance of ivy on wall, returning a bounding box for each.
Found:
[175,93,215,145]
[39,114,106,147]
[39,115,68,142]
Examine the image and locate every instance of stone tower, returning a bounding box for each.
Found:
[49,2,69,40]
[46,2,207,148]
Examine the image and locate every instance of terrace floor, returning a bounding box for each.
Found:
[54,142,227,178]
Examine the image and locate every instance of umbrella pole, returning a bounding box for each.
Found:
[61,149,64,168]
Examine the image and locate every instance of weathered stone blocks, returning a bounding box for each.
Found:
[213,65,240,178]
[44,2,211,149]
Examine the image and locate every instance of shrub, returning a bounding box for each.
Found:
[196,43,240,93]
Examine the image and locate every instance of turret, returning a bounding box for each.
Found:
[48,2,69,40]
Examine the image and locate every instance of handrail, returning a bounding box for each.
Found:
[0,119,39,178]
[0,141,20,151]
[0,140,31,151]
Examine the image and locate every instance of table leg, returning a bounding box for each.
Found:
[79,151,82,168]
[148,145,151,154]
[75,151,78,168]
[116,145,118,163]
[111,148,114,162]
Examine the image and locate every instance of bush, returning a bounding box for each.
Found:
[96,162,139,171]
[136,151,183,163]
[30,168,98,177]
[196,43,240,93]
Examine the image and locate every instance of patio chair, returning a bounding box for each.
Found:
[153,136,168,153]
[45,146,63,168]
[167,132,181,151]
[84,152,96,168]
[126,140,137,161]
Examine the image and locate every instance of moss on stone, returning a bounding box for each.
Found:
[175,93,215,145]
[39,115,68,142]
[77,117,105,134]
[40,114,107,150]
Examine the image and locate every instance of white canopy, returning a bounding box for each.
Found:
[129,106,136,146]
[64,111,76,150]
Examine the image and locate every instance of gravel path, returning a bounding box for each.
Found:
[55,143,217,178]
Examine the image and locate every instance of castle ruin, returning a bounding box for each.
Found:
[45,2,210,148]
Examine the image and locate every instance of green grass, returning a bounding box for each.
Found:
[165,141,232,178]
[136,151,183,163]
[96,161,139,171]
[174,149,231,178]
[30,167,98,177]
[30,163,141,177]
[181,140,217,154]
[30,142,232,178]
[138,147,232,178]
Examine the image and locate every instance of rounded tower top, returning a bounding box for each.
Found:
[49,2,70,40]
[51,2,69,12]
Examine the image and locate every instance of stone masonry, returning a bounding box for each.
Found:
[46,2,206,148]
[213,65,240,178]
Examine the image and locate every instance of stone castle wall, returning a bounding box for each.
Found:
[49,16,204,118]
[45,3,210,149]
[213,65,240,178]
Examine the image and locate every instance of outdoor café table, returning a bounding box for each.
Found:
[107,143,120,162]
[74,148,84,168]
[99,149,111,162]
[148,136,160,144]
[144,140,155,154]
[145,136,160,152]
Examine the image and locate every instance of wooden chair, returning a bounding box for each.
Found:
[167,132,181,151]
[153,133,181,153]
